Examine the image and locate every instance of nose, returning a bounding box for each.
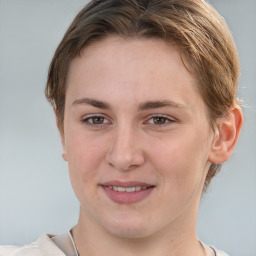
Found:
[106,125,145,171]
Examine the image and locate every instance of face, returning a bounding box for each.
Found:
[62,36,214,238]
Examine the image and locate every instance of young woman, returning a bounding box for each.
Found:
[0,0,243,255]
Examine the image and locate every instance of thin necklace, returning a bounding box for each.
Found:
[69,230,80,256]
[69,231,214,256]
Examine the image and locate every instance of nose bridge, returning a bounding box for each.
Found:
[106,122,144,171]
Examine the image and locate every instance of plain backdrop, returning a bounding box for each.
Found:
[0,1,255,255]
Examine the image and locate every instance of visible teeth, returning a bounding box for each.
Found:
[126,187,136,192]
[109,186,148,192]
[117,187,126,192]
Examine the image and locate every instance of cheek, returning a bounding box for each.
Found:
[65,131,107,193]
[148,131,210,189]
[66,129,104,168]
[66,140,104,209]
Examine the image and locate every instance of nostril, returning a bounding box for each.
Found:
[105,130,145,171]
[106,149,145,171]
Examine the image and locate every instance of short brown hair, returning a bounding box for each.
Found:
[45,0,240,188]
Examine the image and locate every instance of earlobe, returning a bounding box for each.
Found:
[208,105,243,164]
[61,137,68,162]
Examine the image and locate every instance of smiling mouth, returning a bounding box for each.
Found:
[101,182,155,204]
[104,186,152,192]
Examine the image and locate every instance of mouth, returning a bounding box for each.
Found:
[104,185,152,192]
[101,181,155,204]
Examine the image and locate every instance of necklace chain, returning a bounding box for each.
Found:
[69,230,80,256]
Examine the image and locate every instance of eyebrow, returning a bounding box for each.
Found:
[72,98,189,111]
[72,98,111,109]
[138,100,189,111]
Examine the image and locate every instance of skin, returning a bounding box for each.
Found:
[60,36,243,256]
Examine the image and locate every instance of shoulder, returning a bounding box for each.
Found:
[0,244,40,256]
[0,234,65,256]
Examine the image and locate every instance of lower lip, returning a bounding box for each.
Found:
[102,186,154,204]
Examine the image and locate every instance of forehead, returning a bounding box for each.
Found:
[67,36,194,87]
[65,36,205,113]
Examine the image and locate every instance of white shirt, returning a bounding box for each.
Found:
[0,233,230,256]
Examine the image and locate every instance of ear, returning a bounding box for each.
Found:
[208,104,243,164]
[54,108,68,162]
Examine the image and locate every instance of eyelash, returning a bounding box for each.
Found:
[81,115,111,127]
[81,114,175,128]
[145,114,175,127]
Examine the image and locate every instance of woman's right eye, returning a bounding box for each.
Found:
[81,115,111,127]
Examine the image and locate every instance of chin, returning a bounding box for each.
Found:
[102,214,153,239]
[108,226,152,239]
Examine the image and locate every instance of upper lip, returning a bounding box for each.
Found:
[101,180,155,188]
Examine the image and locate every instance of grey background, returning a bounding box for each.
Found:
[0,1,255,255]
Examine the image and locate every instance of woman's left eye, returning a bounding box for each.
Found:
[146,115,174,126]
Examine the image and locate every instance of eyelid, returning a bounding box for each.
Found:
[144,114,175,126]
[81,114,112,127]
